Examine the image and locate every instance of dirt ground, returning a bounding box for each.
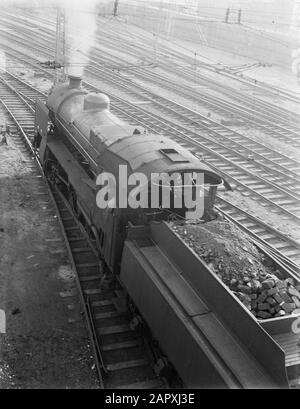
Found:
[0,115,98,388]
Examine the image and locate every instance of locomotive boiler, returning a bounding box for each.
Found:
[34,76,300,389]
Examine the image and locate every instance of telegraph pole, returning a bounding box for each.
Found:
[113,0,119,17]
[225,7,230,23]
[238,8,242,24]
[238,9,242,24]
[54,7,66,83]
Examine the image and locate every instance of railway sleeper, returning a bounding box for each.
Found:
[105,365,157,388]
[102,339,143,352]
[106,358,149,372]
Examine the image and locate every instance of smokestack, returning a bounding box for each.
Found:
[68,75,82,89]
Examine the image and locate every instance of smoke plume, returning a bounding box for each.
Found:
[60,0,100,77]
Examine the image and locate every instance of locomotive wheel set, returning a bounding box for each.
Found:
[31,75,300,389]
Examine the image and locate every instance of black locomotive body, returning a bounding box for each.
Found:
[35,75,227,274]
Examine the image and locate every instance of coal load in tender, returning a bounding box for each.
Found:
[170,218,300,319]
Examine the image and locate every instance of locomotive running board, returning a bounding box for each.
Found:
[120,221,289,389]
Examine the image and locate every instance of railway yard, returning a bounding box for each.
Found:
[0,1,300,390]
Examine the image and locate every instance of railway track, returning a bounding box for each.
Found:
[2,12,300,128]
[1,13,300,387]
[74,21,300,117]
[3,25,300,154]
[52,188,166,389]
[2,45,300,226]
[2,16,300,148]
[85,34,300,143]
[3,9,300,109]
[1,20,297,236]
[106,17,300,106]
[94,25,300,122]
[122,68,300,147]
[216,198,300,273]
[1,70,299,274]
[86,87,300,224]
[2,25,299,172]
[0,73,165,389]
[85,65,300,187]
[5,48,298,269]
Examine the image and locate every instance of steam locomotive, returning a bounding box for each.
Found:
[34,76,298,389]
[35,75,228,274]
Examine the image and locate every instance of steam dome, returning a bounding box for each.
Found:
[83,93,110,112]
